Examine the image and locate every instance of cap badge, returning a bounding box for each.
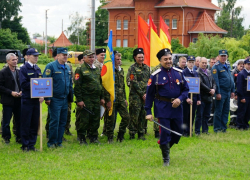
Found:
[222,50,225,53]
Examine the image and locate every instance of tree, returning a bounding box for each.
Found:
[95,2,108,46]
[2,16,30,44]
[47,36,56,44]
[216,0,244,39]
[171,38,188,54]
[0,28,26,50]
[0,0,22,29]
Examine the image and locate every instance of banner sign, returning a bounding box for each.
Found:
[247,76,250,91]
[185,77,200,94]
[30,78,53,98]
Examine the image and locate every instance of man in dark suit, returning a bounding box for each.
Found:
[182,56,201,136]
[195,57,216,135]
[0,53,22,144]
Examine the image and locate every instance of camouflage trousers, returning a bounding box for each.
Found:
[45,102,72,135]
[75,99,100,138]
[128,99,146,135]
[105,100,130,138]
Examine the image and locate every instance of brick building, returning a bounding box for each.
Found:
[102,0,227,47]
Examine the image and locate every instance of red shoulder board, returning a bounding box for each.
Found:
[234,74,238,77]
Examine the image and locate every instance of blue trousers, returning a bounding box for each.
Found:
[158,118,182,145]
[183,99,197,135]
[2,101,21,140]
[213,92,230,132]
[236,97,250,129]
[20,98,39,149]
[195,101,211,133]
[48,97,68,146]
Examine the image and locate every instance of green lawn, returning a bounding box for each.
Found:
[0,61,250,179]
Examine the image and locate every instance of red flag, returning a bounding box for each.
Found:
[138,15,150,66]
[160,16,171,42]
[149,15,157,34]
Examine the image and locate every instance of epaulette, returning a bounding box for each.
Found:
[215,62,219,65]
[173,67,183,73]
[151,68,161,76]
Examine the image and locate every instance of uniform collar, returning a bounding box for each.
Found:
[85,63,96,69]
[244,68,250,73]
[56,60,69,69]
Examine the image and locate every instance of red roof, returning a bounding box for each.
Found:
[188,11,227,34]
[49,31,73,47]
[102,0,220,10]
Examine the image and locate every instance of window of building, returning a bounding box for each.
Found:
[124,20,128,30]
[193,38,198,43]
[116,39,121,47]
[164,19,170,27]
[123,39,128,47]
[117,20,121,30]
[172,19,177,29]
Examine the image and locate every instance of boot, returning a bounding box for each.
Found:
[79,136,88,145]
[108,136,113,144]
[144,128,148,135]
[117,132,124,142]
[155,131,160,139]
[129,132,135,140]
[160,144,170,166]
[90,136,100,144]
[138,132,146,140]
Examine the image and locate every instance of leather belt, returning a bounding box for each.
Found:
[155,94,175,103]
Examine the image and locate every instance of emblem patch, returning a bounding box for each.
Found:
[213,69,217,74]
[45,69,51,75]
[130,74,134,81]
[147,78,152,86]
[176,79,180,85]
[75,73,80,80]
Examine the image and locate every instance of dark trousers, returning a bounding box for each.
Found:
[48,97,68,146]
[236,97,250,129]
[195,101,211,133]
[158,118,182,145]
[2,101,21,140]
[20,98,39,149]
[183,99,197,135]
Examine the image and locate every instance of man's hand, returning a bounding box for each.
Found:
[216,94,221,100]
[197,101,201,105]
[100,99,105,106]
[77,101,85,108]
[146,115,153,121]
[142,94,146,101]
[106,101,111,110]
[172,98,181,108]
[234,95,238,100]
[209,89,215,95]
[39,97,44,103]
[11,91,19,97]
[125,100,128,107]
[231,92,235,99]
[241,99,246,103]
[45,100,51,106]
[186,98,193,105]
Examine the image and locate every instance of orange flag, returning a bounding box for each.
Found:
[138,15,150,66]
[160,17,171,50]
[150,28,163,67]
[149,15,157,34]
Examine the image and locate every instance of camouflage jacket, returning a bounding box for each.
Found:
[104,66,126,103]
[74,63,104,102]
[151,64,162,74]
[66,62,74,83]
[126,62,150,99]
[93,59,103,71]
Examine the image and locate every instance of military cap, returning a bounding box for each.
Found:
[22,48,29,57]
[133,48,144,57]
[83,50,95,56]
[57,47,68,54]
[244,58,250,64]
[219,50,228,56]
[26,48,41,55]
[187,56,196,61]
[156,48,172,60]
[52,48,57,57]
[96,48,106,55]
[6,50,18,56]
[78,54,83,61]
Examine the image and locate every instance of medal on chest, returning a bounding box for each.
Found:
[176,79,180,85]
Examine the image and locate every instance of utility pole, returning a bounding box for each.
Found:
[45,9,49,55]
[91,0,95,51]
[62,19,63,32]
[230,9,234,38]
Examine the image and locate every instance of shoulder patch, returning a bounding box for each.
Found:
[173,67,183,73]
[147,78,152,86]
[75,73,80,80]
[152,68,161,76]
[130,74,134,81]
[45,69,51,75]
[213,69,217,74]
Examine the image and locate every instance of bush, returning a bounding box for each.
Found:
[38,54,54,64]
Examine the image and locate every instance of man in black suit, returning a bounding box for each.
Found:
[0,53,22,144]
[182,56,201,136]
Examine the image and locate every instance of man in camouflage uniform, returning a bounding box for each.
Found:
[74,50,105,145]
[126,48,150,140]
[94,48,106,71]
[104,52,130,143]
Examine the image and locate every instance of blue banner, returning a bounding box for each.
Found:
[247,76,250,91]
[30,78,53,98]
[185,77,200,94]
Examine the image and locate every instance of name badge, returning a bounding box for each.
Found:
[220,70,225,72]
[28,73,34,75]
[55,72,62,73]
[83,71,89,74]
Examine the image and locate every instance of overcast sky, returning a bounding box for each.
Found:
[19,0,249,39]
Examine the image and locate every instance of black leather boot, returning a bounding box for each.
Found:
[79,135,88,145]
[117,132,124,142]
[129,132,135,140]
[138,132,146,140]
[108,136,113,144]
[155,131,160,138]
[160,144,170,166]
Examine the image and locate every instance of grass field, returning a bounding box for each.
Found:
[0,61,250,179]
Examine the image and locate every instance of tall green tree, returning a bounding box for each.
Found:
[2,16,30,44]
[216,0,244,39]
[0,0,22,29]
[0,28,26,50]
